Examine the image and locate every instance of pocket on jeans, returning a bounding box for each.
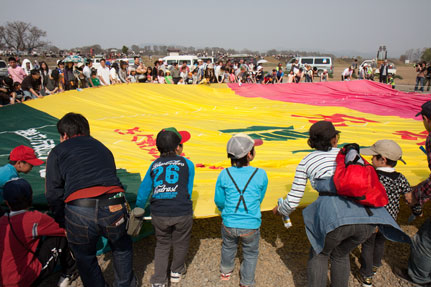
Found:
[65,217,89,245]
[239,229,259,238]
[106,214,127,242]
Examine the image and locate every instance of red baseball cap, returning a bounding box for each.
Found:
[9,145,44,166]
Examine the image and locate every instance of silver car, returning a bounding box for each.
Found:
[286,57,333,75]
[0,60,8,78]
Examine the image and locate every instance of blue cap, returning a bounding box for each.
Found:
[3,178,33,205]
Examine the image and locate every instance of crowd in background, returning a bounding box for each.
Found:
[1,55,430,108]
[0,55,333,107]
[341,59,431,91]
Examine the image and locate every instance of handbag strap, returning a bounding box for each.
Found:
[7,213,37,257]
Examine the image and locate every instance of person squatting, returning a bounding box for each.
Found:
[2,101,431,287]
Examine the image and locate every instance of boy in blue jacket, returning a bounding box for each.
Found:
[136,127,195,287]
[214,133,268,287]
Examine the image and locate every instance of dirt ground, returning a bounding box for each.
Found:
[42,199,428,287]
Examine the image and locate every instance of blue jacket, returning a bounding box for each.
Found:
[214,166,268,229]
[303,177,411,254]
[0,164,19,201]
[136,155,195,217]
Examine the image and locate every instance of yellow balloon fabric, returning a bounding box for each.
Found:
[25,83,429,218]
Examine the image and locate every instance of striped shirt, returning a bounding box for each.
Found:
[278,148,339,216]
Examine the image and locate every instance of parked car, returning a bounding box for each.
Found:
[286,56,333,75]
[0,60,8,78]
[162,55,199,69]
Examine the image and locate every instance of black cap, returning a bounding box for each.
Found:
[416,100,431,118]
[309,121,340,139]
[156,130,181,154]
[3,178,33,205]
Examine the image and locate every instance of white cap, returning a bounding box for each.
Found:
[227,133,263,159]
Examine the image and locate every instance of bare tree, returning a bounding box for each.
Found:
[0,26,5,49]
[131,44,140,53]
[0,21,47,52]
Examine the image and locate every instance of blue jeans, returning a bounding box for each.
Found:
[23,90,36,100]
[65,203,135,287]
[307,224,376,287]
[408,218,431,284]
[415,77,425,92]
[220,224,260,287]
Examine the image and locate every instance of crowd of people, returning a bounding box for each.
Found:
[415,61,431,92]
[340,59,397,86]
[341,59,431,91]
[2,54,431,108]
[0,55,336,108]
[2,100,431,286]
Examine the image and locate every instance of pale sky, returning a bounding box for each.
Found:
[1,0,430,57]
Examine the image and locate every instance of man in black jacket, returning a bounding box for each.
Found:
[379,60,389,84]
[45,112,135,287]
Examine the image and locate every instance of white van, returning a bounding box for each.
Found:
[199,56,215,64]
[286,56,333,75]
[162,55,199,69]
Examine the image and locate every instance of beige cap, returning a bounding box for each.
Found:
[227,133,263,159]
[361,140,406,164]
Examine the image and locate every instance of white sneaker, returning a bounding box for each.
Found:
[170,271,182,283]
[57,272,78,287]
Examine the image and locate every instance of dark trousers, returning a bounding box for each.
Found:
[32,236,76,286]
[380,75,388,83]
[425,77,431,91]
[307,224,376,287]
[150,214,193,284]
[408,218,431,284]
[173,77,181,84]
[65,203,135,287]
[359,231,386,277]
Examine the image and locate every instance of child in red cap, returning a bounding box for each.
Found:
[0,145,44,200]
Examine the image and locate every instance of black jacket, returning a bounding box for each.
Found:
[45,136,122,226]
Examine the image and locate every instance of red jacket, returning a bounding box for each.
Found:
[0,210,65,286]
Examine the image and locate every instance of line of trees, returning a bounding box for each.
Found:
[400,48,431,63]
[70,43,335,60]
[2,21,429,63]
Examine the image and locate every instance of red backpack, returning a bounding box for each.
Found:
[333,145,388,208]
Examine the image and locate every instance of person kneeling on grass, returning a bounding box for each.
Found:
[214,134,268,287]
[136,127,195,287]
[0,178,77,287]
